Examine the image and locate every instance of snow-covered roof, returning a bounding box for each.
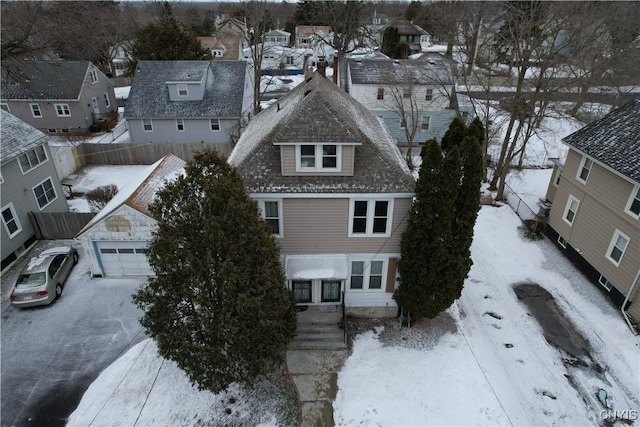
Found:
[0,110,49,164]
[285,254,348,280]
[562,98,640,184]
[124,61,248,119]
[348,54,453,86]
[1,60,107,100]
[76,154,186,237]
[265,29,291,37]
[228,71,414,194]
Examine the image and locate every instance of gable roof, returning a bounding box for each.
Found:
[348,55,453,85]
[124,60,248,119]
[296,25,333,38]
[265,29,291,37]
[76,154,186,237]
[228,72,414,194]
[562,99,640,183]
[0,110,49,164]
[1,60,101,101]
[383,16,429,36]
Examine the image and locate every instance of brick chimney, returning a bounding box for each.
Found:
[317,55,327,77]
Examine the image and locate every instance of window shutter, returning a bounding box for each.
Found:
[386,257,398,293]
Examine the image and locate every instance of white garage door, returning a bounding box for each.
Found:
[96,241,153,276]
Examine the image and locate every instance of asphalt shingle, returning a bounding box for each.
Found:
[0,110,49,164]
[1,60,91,100]
[348,55,453,86]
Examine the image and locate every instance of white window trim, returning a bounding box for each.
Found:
[348,198,394,237]
[142,119,153,132]
[104,92,111,108]
[257,199,283,238]
[90,69,98,84]
[18,145,48,174]
[295,144,342,172]
[576,156,593,184]
[30,103,42,118]
[348,259,388,292]
[562,195,580,226]
[32,177,58,211]
[210,118,220,132]
[598,275,613,292]
[1,203,22,238]
[421,115,431,130]
[0,103,10,113]
[624,185,640,219]
[557,235,567,249]
[606,229,629,267]
[177,84,189,97]
[176,118,185,132]
[54,103,71,117]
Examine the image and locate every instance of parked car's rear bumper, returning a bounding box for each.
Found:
[11,295,53,308]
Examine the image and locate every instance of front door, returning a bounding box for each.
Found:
[91,97,100,114]
[321,280,341,302]
[292,280,312,303]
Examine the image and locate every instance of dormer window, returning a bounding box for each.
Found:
[296,144,341,172]
[177,84,188,97]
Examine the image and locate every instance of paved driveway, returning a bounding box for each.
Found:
[1,241,147,427]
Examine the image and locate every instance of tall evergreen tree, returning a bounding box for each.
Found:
[127,7,210,75]
[441,116,466,153]
[133,150,297,394]
[382,26,399,58]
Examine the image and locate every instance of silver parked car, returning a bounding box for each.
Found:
[10,246,79,308]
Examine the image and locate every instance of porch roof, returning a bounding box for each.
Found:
[285,255,348,280]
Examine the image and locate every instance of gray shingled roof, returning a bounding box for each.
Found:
[562,99,640,183]
[228,72,415,194]
[382,16,429,36]
[1,110,49,164]
[1,60,92,100]
[348,55,453,86]
[124,60,248,119]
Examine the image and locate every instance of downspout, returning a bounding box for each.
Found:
[621,266,640,335]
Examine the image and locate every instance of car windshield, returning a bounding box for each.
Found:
[16,272,46,288]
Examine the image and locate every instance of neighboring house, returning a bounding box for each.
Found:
[294,25,335,61]
[217,17,249,40]
[228,71,415,317]
[198,35,243,60]
[0,61,117,134]
[343,54,467,146]
[543,99,640,330]
[381,16,430,54]
[1,111,69,269]
[76,154,186,277]
[108,41,133,77]
[124,60,254,147]
[244,45,312,72]
[264,29,291,46]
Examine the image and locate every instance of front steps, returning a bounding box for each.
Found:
[290,305,347,351]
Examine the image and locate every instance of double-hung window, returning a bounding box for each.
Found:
[606,230,629,266]
[177,84,188,97]
[350,199,392,236]
[421,115,431,130]
[18,145,48,173]
[296,144,341,172]
[142,119,153,132]
[577,156,593,183]
[349,260,385,291]
[90,69,98,83]
[258,200,282,237]
[402,88,411,99]
[30,104,42,118]
[210,119,220,131]
[625,186,640,218]
[104,93,111,108]
[377,88,384,100]
[1,203,22,238]
[176,118,185,131]
[33,177,57,210]
[425,88,433,101]
[54,104,71,117]
[563,195,579,226]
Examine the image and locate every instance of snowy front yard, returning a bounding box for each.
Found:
[68,205,639,426]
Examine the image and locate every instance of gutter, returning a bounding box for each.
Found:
[621,266,640,335]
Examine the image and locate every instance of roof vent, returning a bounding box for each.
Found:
[304,90,312,97]
[277,102,280,111]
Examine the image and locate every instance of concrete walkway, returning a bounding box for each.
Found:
[287,306,348,426]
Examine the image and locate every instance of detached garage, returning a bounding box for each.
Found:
[76,154,185,277]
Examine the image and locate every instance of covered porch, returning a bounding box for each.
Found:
[285,254,347,306]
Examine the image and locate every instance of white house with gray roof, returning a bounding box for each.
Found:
[543,99,640,331]
[124,60,253,148]
[1,61,116,135]
[343,54,471,147]
[1,111,69,270]
[229,71,415,317]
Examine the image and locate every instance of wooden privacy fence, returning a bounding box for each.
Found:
[76,141,233,166]
[29,212,96,240]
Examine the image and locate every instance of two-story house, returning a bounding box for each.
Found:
[1,61,117,134]
[198,36,243,60]
[380,16,430,54]
[543,99,640,331]
[124,60,254,147]
[1,111,69,270]
[264,29,291,46]
[294,25,335,64]
[228,71,415,317]
[343,54,466,148]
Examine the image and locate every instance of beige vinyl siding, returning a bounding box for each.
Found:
[280,145,355,176]
[277,197,411,254]
[544,164,560,202]
[549,149,640,310]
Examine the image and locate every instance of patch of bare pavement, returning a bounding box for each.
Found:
[513,282,633,426]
